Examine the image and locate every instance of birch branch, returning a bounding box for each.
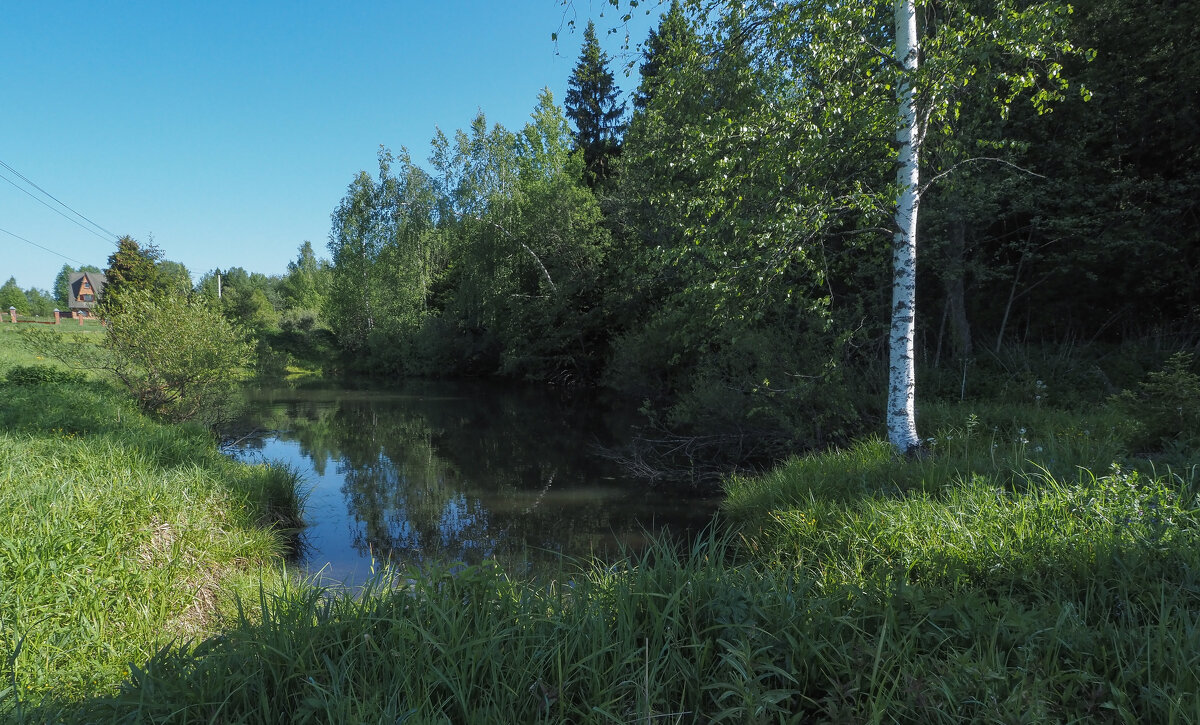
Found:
[920,157,1046,198]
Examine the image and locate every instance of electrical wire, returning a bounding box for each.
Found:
[0,169,119,247]
[0,158,120,241]
[0,225,88,266]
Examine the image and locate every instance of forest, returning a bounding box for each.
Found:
[22,0,1195,467]
[285,0,1195,462]
[5,1,1200,720]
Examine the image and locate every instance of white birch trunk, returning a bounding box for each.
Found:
[888,0,922,453]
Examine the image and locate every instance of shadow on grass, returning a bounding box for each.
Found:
[41,517,1200,724]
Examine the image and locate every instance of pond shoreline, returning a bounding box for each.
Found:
[223,378,722,584]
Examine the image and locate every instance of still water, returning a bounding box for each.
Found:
[226,380,720,584]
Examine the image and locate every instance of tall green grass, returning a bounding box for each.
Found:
[76,501,1200,723]
[0,370,302,717]
[7,329,1199,722]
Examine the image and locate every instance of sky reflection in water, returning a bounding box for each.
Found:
[229,381,720,585]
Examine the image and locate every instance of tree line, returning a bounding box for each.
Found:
[32,0,1195,456]
[311,0,1197,455]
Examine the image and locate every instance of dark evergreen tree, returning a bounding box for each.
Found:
[564,20,626,188]
[633,1,697,113]
[100,236,162,315]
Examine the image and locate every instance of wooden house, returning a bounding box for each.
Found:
[69,271,106,318]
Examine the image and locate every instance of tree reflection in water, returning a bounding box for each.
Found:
[228,380,718,582]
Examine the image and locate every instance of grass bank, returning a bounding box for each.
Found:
[72,397,1200,721]
[74,459,1200,722]
[6,326,1199,722]
[0,331,302,719]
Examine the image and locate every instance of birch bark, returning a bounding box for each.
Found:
[887,0,922,453]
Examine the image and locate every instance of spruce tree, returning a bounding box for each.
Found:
[633,0,696,113]
[564,20,626,188]
[100,236,162,315]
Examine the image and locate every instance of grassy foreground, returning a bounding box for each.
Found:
[69,409,1200,721]
[3,322,1198,722]
[0,328,301,720]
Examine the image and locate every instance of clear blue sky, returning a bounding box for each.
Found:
[1,1,660,291]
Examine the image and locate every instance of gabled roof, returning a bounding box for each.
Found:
[69,271,107,309]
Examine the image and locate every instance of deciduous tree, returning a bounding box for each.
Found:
[598,0,1080,453]
[0,277,29,315]
[101,290,253,422]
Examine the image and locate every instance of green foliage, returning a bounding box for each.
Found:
[196,266,284,332]
[23,287,56,317]
[279,241,332,312]
[632,0,695,113]
[322,93,613,383]
[155,259,193,298]
[1111,352,1200,451]
[565,20,626,187]
[0,276,29,315]
[99,236,163,314]
[53,264,75,308]
[100,290,255,423]
[308,0,1196,454]
[5,363,85,386]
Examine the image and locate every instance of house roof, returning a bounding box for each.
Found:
[69,271,107,309]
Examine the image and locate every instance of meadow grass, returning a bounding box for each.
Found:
[0,324,102,373]
[0,337,302,719]
[74,395,1200,724]
[5,327,1199,722]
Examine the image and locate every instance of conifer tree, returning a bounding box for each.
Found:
[564,20,626,187]
[633,0,696,113]
[100,236,162,315]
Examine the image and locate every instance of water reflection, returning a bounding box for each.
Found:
[228,380,719,584]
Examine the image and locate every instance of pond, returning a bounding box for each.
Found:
[225,380,722,585]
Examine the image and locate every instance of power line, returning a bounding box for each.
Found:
[0,157,120,238]
[0,225,88,266]
[0,169,120,248]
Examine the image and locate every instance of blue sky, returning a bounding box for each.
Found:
[1,1,660,290]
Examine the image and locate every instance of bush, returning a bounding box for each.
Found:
[102,290,255,423]
[1110,351,1200,451]
[5,364,85,386]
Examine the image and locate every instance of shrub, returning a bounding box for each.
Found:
[102,290,255,423]
[1110,351,1200,451]
[5,364,85,386]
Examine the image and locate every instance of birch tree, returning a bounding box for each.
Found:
[591,0,1080,453]
[889,0,921,452]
